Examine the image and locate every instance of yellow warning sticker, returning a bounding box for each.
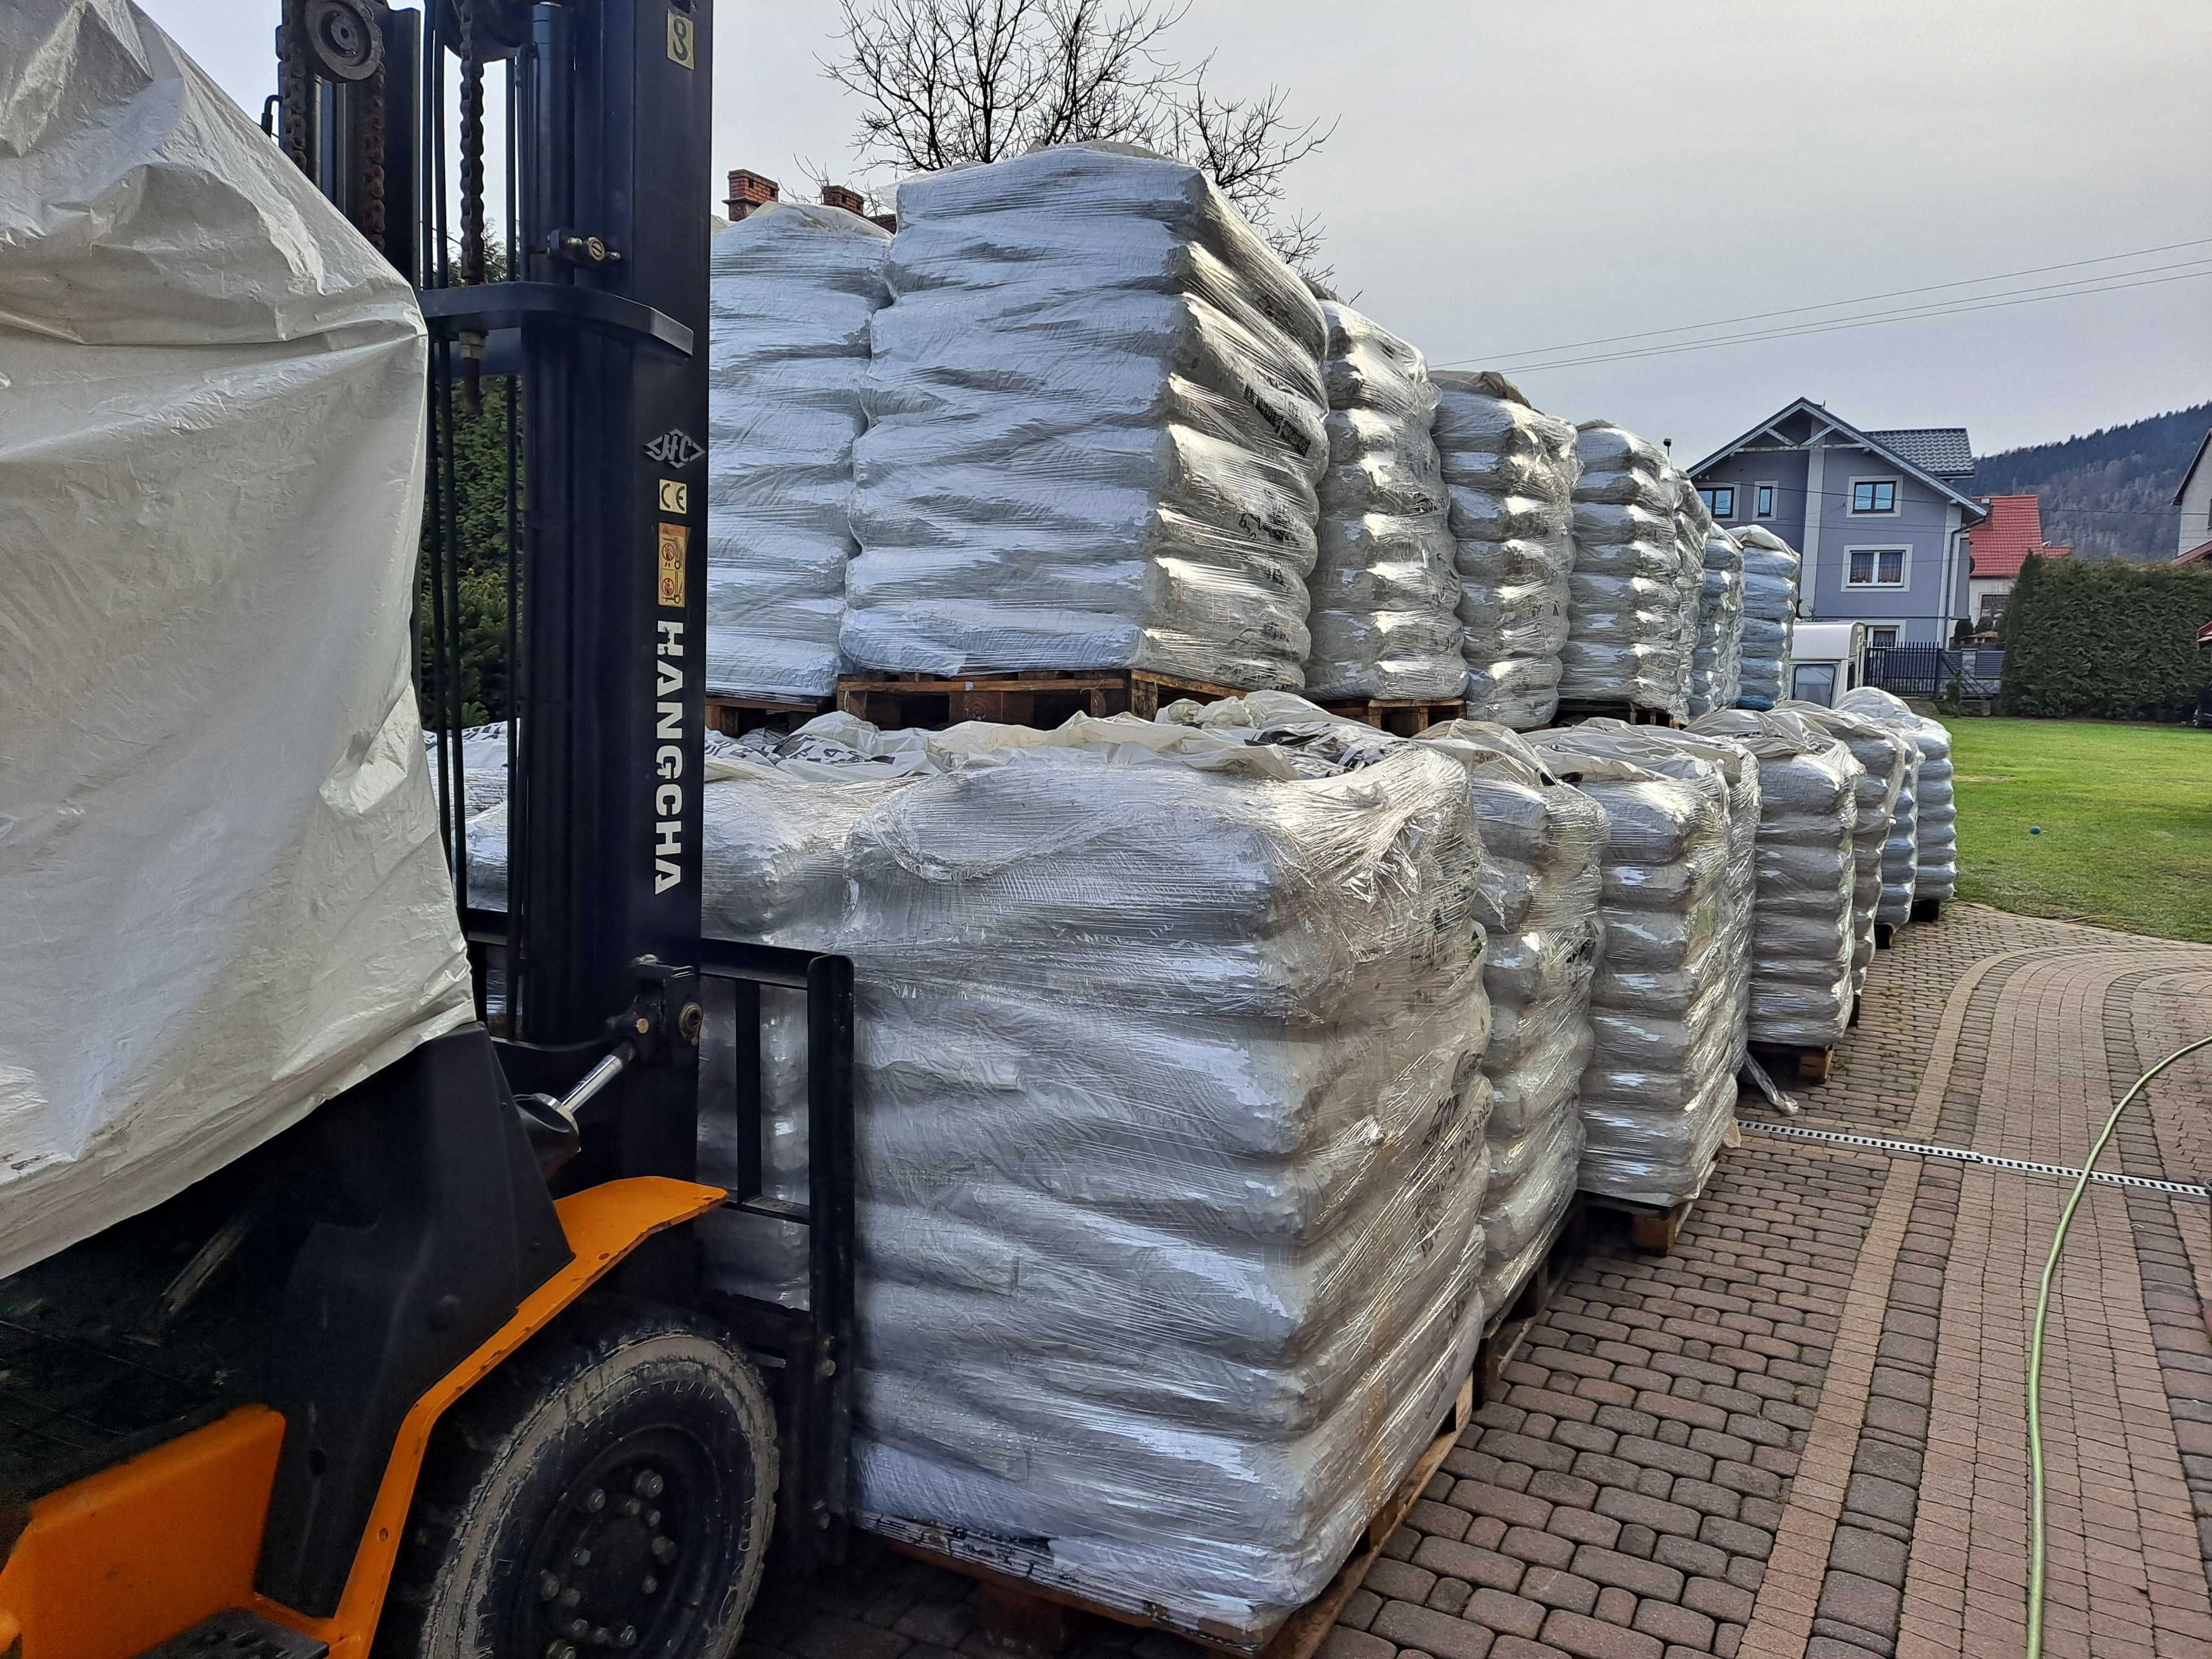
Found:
[666,9,696,69]
[657,524,687,608]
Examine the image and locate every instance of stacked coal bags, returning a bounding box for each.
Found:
[1528,724,1742,1206]
[1691,525,1745,718]
[1783,702,1911,992]
[1431,372,1580,728]
[1838,687,1949,911]
[1564,423,1693,716]
[846,143,1330,688]
[1421,721,1607,1312]
[706,201,893,698]
[1668,474,1714,713]
[1690,709,1861,1051]
[1734,526,1801,709]
[1305,304,1464,698]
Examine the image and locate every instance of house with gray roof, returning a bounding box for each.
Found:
[1689,399,1991,648]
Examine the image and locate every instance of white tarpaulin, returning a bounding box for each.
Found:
[0,0,472,1277]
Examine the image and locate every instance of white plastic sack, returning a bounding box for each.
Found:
[1691,525,1745,718]
[1780,701,1910,992]
[1305,304,1463,698]
[1838,686,1952,904]
[1430,372,1579,729]
[1735,525,1801,710]
[845,143,1329,687]
[706,202,891,698]
[0,0,471,1277]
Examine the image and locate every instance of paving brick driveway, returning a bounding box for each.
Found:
[740,906,2212,1659]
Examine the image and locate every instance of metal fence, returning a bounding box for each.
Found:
[1866,646,2003,698]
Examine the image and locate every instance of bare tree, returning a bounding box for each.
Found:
[822,0,1336,276]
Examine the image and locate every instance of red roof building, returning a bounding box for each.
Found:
[1968,494,2069,579]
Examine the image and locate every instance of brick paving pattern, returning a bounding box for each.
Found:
[738,906,2212,1659]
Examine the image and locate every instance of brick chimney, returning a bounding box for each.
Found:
[820,183,864,215]
[726,168,779,221]
[870,212,898,234]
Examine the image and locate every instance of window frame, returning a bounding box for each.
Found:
[1866,624,1902,650]
[1699,484,1737,520]
[1843,543,1912,589]
[1754,481,1777,518]
[1849,476,1901,516]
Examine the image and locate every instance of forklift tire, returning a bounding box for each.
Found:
[374,1300,778,1659]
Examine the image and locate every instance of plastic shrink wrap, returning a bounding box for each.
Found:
[1305,304,1463,697]
[1735,526,1802,709]
[1837,687,1952,904]
[1431,371,1580,728]
[1668,476,1715,713]
[0,1,472,1279]
[844,143,1331,688]
[1779,702,1910,989]
[1564,423,1693,716]
[1691,526,1746,718]
[1525,727,1742,1207]
[706,202,892,698]
[1417,722,1606,1312]
[474,707,1495,1636]
[1688,710,1862,1049]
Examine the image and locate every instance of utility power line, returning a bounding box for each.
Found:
[1486,265,2212,376]
[1439,234,2212,368]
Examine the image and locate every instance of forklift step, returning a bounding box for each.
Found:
[137,1609,327,1658]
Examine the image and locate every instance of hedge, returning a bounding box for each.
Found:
[1999,554,2212,720]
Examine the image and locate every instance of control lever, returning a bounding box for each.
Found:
[513,1042,634,1177]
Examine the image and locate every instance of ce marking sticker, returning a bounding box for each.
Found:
[658,479,689,514]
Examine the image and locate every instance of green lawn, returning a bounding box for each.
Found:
[1946,717,2212,943]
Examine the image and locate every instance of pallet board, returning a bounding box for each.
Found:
[1552,698,1684,729]
[705,693,832,738]
[836,667,1246,731]
[863,1376,1477,1658]
[1476,1199,1583,1404]
[1584,1155,1720,1254]
[1910,896,1945,925]
[1316,697,1465,738]
[1749,1041,1835,1085]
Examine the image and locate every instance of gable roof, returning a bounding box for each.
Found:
[2176,538,2212,568]
[1969,494,2043,578]
[1867,427,1975,477]
[1689,398,1990,522]
[2176,429,2212,506]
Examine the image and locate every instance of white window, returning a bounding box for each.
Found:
[1851,478,1899,514]
[1755,482,1776,518]
[1699,485,1736,518]
[1846,546,1908,587]
[1867,625,1900,649]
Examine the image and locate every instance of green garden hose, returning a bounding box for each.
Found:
[2026,1033,2212,1658]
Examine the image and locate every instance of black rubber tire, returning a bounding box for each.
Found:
[374,1300,777,1659]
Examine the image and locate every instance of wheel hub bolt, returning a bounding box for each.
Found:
[572,1546,592,1567]
[618,1627,639,1649]
[634,1470,665,1499]
[645,1510,661,1528]
[641,1575,658,1595]
[586,1488,607,1513]
[592,1629,612,1647]
[622,1497,643,1517]
[540,1573,562,1600]
[569,1619,591,1639]
[560,1587,582,1609]
[547,1644,577,1659]
[650,1535,677,1563]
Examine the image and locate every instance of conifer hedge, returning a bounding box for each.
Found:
[1999,554,2212,719]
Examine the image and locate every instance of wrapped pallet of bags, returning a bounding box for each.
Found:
[1782,702,1911,990]
[1418,722,1606,1313]
[1526,726,1741,1207]
[846,143,1331,688]
[1668,473,1715,713]
[1430,371,1580,728]
[1304,303,1463,698]
[1691,525,1746,718]
[1735,525,1801,709]
[1837,686,1947,914]
[1689,709,1862,1053]
[1564,423,1692,717]
[705,201,892,698]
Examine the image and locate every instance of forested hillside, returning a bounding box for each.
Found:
[1965,403,2210,562]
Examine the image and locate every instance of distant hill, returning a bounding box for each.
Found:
[1964,403,2210,562]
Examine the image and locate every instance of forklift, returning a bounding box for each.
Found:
[0,3,855,1655]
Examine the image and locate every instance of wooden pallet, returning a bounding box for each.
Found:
[1476,1198,1584,1404]
[1910,896,1944,925]
[836,667,1244,731]
[1317,696,1466,738]
[1552,698,1683,729]
[1584,1156,1720,1254]
[1748,1040,1834,1085]
[863,1374,1477,1658]
[705,692,832,738]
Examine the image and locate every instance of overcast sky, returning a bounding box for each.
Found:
[148,0,2210,462]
